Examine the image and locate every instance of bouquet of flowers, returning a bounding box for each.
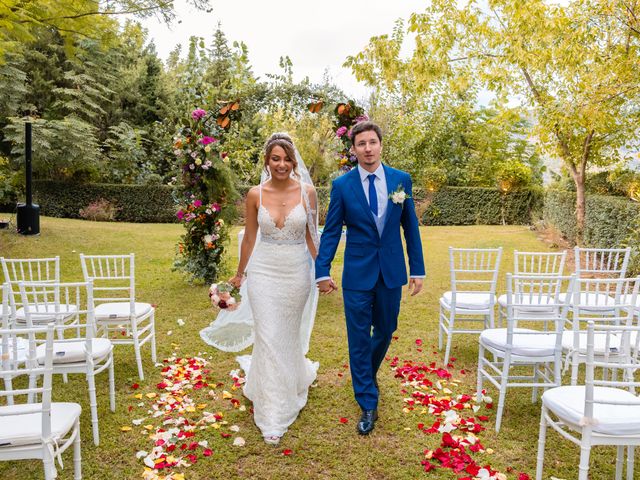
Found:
[209,282,242,311]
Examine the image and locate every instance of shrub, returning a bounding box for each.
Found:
[543,189,640,274]
[33,181,176,223]
[495,160,533,192]
[420,165,447,192]
[416,186,542,225]
[78,198,119,221]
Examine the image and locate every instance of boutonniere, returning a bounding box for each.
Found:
[389,184,410,205]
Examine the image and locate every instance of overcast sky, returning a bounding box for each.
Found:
[136,0,427,101]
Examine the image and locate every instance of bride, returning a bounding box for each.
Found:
[201,133,319,445]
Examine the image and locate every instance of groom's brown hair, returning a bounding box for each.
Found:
[349,121,383,143]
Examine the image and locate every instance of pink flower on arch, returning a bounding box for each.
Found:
[176,210,185,220]
[335,126,348,138]
[193,199,202,208]
[199,136,216,145]
[191,108,207,120]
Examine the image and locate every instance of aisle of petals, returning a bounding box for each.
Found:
[391,342,530,480]
[123,355,246,480]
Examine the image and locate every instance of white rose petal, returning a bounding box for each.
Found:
[476,468,491,480]
[233,436,246,447]
[177,319,185,327]
[230,425,240,432]
[437,423,457,433]
[136,450,148,459]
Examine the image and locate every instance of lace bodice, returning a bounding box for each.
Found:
[258,185,307,244]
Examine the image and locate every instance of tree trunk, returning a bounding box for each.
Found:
[574,171,586,245]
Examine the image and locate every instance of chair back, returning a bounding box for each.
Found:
[505,274,574,348]
[513,250,566,276]
[0,257,61,321]
[80,253,136,313]
[571,277,638,325]
[18,281,96,356]
[583,321,640,423]
[574,247,631,279]
[449,247,502,299]
[0,324,55,438]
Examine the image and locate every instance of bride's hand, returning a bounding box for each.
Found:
[229,273,243,288]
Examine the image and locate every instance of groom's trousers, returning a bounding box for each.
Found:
[343,273,402,411]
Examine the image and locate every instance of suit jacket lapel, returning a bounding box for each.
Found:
[347,168,378,232]
[381,165,397,236]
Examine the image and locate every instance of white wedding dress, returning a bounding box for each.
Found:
[237,184,319,439]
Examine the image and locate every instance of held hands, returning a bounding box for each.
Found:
[408,278,423,296]
[317,278,338,295]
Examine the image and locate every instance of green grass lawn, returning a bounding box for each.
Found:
[0,218,635,479]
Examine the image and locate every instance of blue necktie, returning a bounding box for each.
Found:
[368,174,378,216]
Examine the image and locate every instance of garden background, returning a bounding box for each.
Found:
[1,1,640,479]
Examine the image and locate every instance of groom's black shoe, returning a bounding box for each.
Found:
[357,409,378,435]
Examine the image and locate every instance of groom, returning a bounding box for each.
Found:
[316,121,425,435]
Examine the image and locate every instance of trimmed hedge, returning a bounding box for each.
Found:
[543,189,640,248]
[416,187,543,226]
[29,181,543,226]
[33,181,177,223]
[238,185,541,226]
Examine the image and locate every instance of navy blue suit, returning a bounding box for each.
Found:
[316,164,425,409]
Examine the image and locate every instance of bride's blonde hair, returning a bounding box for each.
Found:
[263,133,299,178]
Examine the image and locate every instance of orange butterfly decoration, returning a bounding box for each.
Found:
[217,100,240,129]
[337,103,351,116]
[307,99,324,113]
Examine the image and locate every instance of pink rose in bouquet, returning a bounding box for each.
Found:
[209,282,241,311]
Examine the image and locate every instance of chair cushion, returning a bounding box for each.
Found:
[0,402,81,447]
[543,386,640,436]
[480,328,558,357]
[95,302,152,320]
[620,294,640,310]
[35,338,112,364]
[441,291,492,310]
[497,293,556,313]
[561,331,622,354]
[15,304,78,323]
[559,292,617,310]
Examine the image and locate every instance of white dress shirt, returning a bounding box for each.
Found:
[358,163,387,223]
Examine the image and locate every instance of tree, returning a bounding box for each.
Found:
[369,92,541,188]
[0,1,212,61]
[346,0,640,241]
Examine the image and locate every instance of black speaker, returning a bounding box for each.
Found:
[17,202,40,235]
[17,121,40,235]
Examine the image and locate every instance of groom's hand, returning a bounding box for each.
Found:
[408,278,423,296]
[317,278,338,295]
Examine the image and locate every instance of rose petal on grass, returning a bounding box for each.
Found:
[282,449,292,456]
[233,437,245,447]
